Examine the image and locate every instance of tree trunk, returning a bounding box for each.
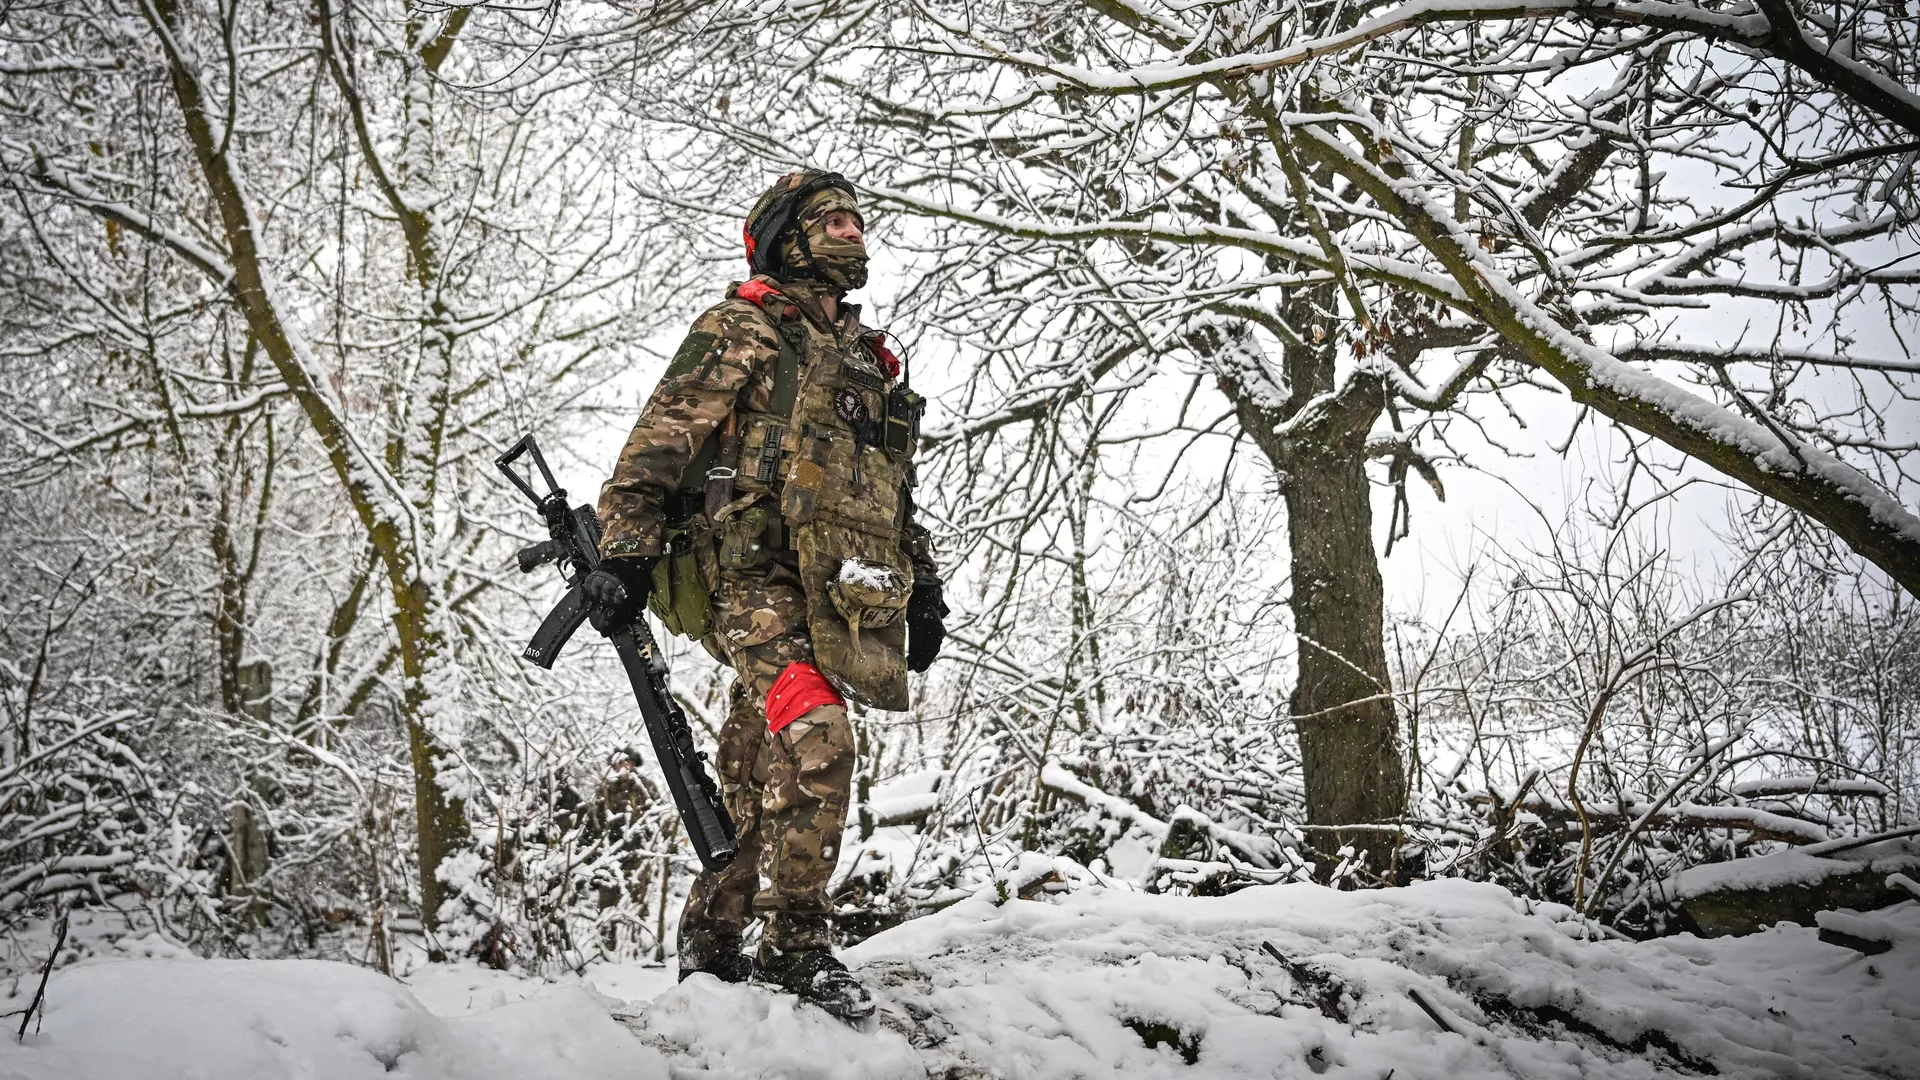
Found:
[1282,423,1407,866]
[391,566,462,946]
[140,0,469,942]
[1209,300,1408,872]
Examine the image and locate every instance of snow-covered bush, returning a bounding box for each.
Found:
[1398,511,1917,934]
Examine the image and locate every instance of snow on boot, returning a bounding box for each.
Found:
[677,928,752,984]
[754,947,875,1022]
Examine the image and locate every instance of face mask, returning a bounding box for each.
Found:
[802,227,869,292]
[780,189,868,294]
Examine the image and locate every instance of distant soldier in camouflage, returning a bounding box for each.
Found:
[580,171,946,1022]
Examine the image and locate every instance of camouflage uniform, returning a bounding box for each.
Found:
[597,260,931,958]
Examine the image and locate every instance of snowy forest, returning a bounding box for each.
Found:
[1,0,1917,1076]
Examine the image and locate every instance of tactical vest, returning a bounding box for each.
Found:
[669,280,924,710]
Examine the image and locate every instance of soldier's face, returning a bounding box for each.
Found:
[821,209,864,247]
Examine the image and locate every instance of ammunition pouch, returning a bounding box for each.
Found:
[648,521,714,639]
[714,494,781,571]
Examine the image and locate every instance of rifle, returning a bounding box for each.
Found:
[495,434,738,874]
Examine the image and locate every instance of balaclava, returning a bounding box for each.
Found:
[777,185,868,294]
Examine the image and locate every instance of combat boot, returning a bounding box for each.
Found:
[676,926,752,984]
[752,946,875,1023]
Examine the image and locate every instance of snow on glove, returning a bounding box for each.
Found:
[584,557,656,635]
[905,575,948,673]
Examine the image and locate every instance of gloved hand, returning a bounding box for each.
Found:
[905,575,948,673]
[583,557,656,635]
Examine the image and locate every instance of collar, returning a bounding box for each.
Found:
[764,277,860,338]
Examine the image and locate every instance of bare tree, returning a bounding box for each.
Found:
[640,0,1920,859]
[3,0,661,945]
[1401,495,1916,931]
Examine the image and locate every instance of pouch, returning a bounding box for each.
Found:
[647,524,713,639]
[778,426,834,525]
[827,557,911,654]
[715,498,779,571]
[794,520,913,710]
[883,386,924,458]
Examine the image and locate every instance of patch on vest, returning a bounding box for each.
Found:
[834,387,871,426]
[839,361,887,392]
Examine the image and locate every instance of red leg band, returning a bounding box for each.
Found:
[765,661,844,735]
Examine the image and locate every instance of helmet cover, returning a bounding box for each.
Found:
[743,171,866,293]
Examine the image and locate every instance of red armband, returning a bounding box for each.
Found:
[765,661,844,734]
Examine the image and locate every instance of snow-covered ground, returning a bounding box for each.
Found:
[4,870,1914,1079]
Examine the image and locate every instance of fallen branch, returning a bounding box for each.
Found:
[1406,986,1459,1034]
[1465,792,1830,846]
[1259,940,1353,1022]
[1460,979,1719,1075]
[1729,776,1891,799]
[16,912,67,1043]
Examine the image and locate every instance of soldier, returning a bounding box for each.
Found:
[580,171,947,1022]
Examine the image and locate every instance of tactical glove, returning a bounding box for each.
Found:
[584,557,656,635]
[905,575,948,673]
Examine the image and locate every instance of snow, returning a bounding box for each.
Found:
[836,559,898,590]
[836,880,1920,1078]
[620,976,925,1079]
[1815,909,1909,946]
[859,768,947,826]
[1666,839,1920,900]
[5,879,1914,1080]
[1890,873,1920,901]
[865,789,941,823]
[1729,776,1894,799]
[873,767,946,801]
[0,958,667,1080]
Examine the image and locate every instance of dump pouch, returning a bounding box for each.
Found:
[828,557,911,657]
[794,519,913,710]
[647,524,714,639]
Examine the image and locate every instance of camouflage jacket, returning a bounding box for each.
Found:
[597,276,935,577]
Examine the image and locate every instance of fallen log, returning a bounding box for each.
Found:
[1665,836,1920,938]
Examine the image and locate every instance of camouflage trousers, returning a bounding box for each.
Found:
[679,558,855,955]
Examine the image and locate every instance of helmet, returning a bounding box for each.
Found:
[743,170,860,279]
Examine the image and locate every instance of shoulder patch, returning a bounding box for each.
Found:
[663,330,720,381]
